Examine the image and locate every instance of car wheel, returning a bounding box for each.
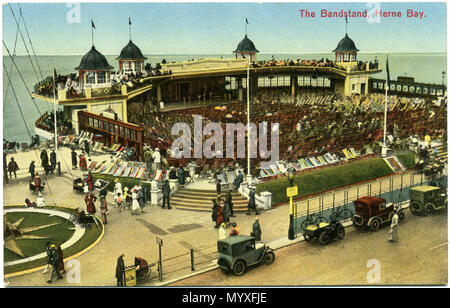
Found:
[369,218,381,231]
[425,203,435,216]
[232,260,246,276]
[337,227,345,239]
[319,231,330,245]
[398,211,405,221]
[352,215,364,227]
[410,201,421,215]
[264,251,275,265]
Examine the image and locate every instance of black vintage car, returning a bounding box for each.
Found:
[303,221,345,245]
[217,235,275,276]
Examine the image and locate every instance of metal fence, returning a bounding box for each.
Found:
[152,243,218,282]
[292,172,447,237]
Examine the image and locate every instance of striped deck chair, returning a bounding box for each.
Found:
[298,159,309,169]
[309,157,321,167]
[95,161,106,172]
[291,162,302,171]
[349,148,359,157]
[88,161,97,171]
[109,163,121,175]
[342,149,352,159]
[269,164,280,175]
[113,165,125,177]
[153,169,164,181]
[317,156,328,165]
[277,163,287,174]
[129,167,140,178]
[260,169,269,178]
[304,158,314,168]
[135,167,146,179]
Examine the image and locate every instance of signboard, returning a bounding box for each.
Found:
[287,186,298,197]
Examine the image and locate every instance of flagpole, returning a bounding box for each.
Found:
[382,55,389,157]
[247,56,251,185]
[52,63,58,155]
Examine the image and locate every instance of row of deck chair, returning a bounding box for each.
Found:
[258,152,344,178]
[88,158,147,179]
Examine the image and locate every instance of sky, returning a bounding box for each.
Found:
[1,1,448,56]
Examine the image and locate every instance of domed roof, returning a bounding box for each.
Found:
[233,35,259,53]
[75,46,113,71]
[332,34,359,53]
[116,40,147,61]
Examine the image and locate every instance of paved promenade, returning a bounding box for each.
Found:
[2,146,444,286]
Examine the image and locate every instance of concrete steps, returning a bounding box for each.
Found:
[171,188,248,212]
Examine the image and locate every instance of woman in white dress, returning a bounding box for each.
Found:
[131,189,141,215]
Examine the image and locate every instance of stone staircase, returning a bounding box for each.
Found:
[171,188,249,212]
[434,144,448,162]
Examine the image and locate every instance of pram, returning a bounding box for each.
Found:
[69,209,98,228]
[134,257,152,283]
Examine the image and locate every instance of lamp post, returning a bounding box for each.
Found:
[287,167,297,240]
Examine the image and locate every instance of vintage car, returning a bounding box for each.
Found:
[410,185,447,215]
[352,196,405,231]
[303,221,345,245]
[217,235,275,276]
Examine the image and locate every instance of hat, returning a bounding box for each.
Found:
[221,223,226,227]
[114,178,119,182]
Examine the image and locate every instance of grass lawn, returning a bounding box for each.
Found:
[256,157,394,205]
[395,151,417,169]
[4,207,103,275]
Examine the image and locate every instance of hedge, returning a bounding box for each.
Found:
[92,173,152,200]
[395,151,417,169]
[256,157,394,205]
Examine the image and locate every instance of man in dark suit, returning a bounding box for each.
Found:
[116,254,125,286]
[162,180,171,209]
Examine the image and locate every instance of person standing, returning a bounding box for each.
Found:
[29,160,35,180]
[221,197,230,225]
[40,148,49,170]
[388,207,400,243]
[84,192,97,215]
[84,139,90,156]
[114,179,123,198]
[8,157,19,179]
[226,190,235,217]
[211,199,218,228]
[131,188,141,215]
[46,244,63,283]
[246,186,259,215]
[233,170,244,190]
[177,166,185,186]
[216,179,222,196]
[116,254,126,287]
[99,193,108,224]
[3,151,8,184]
[86,171,94,191]
[162,180,171,209]
[153,148,161,170]
[251,217,262,241]
[50,150,57,174]
[71,148,78,170]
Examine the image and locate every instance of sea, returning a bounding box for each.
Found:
[2,52,447,144]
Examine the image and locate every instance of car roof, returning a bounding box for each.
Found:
[411,185,441,193]
[218,235,254,245]
[354,196,386,207]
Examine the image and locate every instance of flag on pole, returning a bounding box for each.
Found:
[91,19,96,29]
[129,17,132,25]
[246,18,249,24]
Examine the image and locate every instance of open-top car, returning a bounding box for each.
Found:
[410,185,447,215]
[352,196,405,231]
[303,221,345,245]
[217,235,275,276]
